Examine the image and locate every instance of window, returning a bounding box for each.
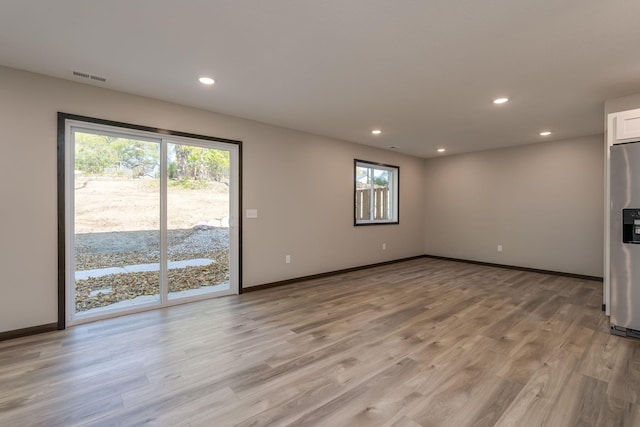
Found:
[354,159,399,225]
[58,113,241,326]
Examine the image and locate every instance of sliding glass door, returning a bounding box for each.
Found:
[73,132,162,315]
[65,119,239,325]
[166,142,232,300]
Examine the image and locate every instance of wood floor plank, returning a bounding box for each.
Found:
[596,395,640,427]
[2,258,640,426]
[497,328,561,385]
[492,385,555,427]
[543,372,607,427]
[606,338,640,404]
[450,377,523,427]
[578,331,620,382]
[286,357,421,426]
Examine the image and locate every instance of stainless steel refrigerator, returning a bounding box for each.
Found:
[610,142,640,337]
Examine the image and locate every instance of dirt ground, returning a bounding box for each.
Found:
[72,176,231,312]
[74,176,230,233]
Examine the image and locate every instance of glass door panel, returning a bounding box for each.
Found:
[73,131,161,317]
[66,119,238,325]
[166,143,231,300]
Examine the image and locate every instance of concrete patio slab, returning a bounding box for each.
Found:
[75,258,215,280]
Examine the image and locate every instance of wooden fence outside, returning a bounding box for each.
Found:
[355,187,389,221]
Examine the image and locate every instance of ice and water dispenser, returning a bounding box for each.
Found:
[623,209,640,244]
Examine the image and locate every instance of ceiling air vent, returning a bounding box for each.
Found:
[72,70,107,82]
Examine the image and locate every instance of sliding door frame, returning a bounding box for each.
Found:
[57,112,243,329]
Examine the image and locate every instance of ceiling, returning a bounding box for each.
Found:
[1,1,640,158]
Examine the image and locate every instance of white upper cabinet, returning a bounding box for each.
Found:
[614,108,640,143]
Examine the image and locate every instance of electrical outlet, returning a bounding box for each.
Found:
[497,245,503,252]
[382,243,387,250]
[285,255,291,264]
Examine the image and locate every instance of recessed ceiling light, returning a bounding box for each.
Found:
[198,76,215,85]
[493,97,509,104]
[539,131,551,136]
[437,148,446,153]
[371,129,382,135]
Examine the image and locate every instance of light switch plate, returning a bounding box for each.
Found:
[246,209,258,219]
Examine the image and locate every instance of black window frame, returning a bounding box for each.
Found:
[354,159,399,226]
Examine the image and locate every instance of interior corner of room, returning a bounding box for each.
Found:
[0,64,632,334]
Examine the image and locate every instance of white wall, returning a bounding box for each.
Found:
[0,66,426,333]
[605,92,640,117]
[0,64,609,333]
[424,135,604,277]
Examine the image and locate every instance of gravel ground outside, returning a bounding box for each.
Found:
[73,177,231,313]
[75,228,230,312]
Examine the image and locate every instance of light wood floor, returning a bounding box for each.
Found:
[1,258,640,426]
